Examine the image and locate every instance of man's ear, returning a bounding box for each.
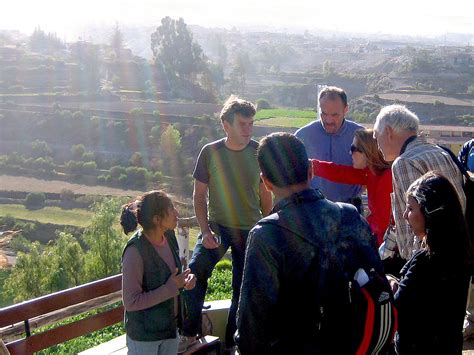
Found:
[260,172,274,192]
[222,120,230,134]
[343,104,349,116]
[307,163,313,181]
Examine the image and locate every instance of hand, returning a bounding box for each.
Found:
[183,269,196,290]
[202,230,220,249]
[386,275,399,294]
[170,268,190,289]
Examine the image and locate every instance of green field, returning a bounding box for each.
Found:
[0,204,93,227]
[255,108,315,128]
[189,227,199,250]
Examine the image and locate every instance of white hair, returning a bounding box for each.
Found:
[374,105,419,134]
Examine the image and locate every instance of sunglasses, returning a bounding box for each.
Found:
[350,144,362,153]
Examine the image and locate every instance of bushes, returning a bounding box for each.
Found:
[256,98,272,110]
[109,165,126,179]
[205,259,233,301]
[25,192,46,210]
[66,160,97,175]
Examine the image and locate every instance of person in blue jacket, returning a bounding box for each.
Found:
[459,138,474,173]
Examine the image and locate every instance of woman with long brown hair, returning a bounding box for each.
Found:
[389,172,471,354]
[312,128,392,245]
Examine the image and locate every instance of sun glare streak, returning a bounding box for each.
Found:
[0,0,472,37]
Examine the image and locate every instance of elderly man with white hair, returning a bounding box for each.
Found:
[373,104,466,261]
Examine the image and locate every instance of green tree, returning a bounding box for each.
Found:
[215,35,228,69]
[110,23,124,60]
[207,62,225,92]
[2,234,86,303]
[323,60,335,77]
[151,17,207,86]
[29,27,65,53]
[70,41,101,93]
[231,51,253,95]
[160,125,182,155]
[83,198,125,281]
[125,167,150,188]
[49,232,85,287]
[150,124,162,141]
[71,144,86,160]
[25,192,46,210]
[82,151,95,162]
[130,152,144,167]
[60,189,75,208]
[30,140,52,158]
[256,99,271,110]
[160,125,182,177]
[109,165,126,179]
[3,242,46,302]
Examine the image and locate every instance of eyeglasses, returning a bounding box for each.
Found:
[350,144,362,154]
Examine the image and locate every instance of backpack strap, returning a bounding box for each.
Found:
[438,144,470,180]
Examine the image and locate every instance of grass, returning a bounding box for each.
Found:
[189,227,200,250]
[255,116,314,128]
[206,260,233,301]
[255,108,315,128]
[0,204,93,228]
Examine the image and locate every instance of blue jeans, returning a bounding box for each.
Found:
[182,222,250,347]
[126,332,178,355]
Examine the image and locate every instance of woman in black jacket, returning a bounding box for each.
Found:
[389,172,471,354]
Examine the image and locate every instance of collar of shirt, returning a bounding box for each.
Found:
[400,135,418,155]
[271,188,324,213]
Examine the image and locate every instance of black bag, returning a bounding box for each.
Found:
[319,203,397,355]
[439,145,474,275]
[348,268,398,354]
[438,145,474,241]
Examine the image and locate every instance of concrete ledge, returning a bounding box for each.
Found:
[79,334,220,355]
[79,334,126,355]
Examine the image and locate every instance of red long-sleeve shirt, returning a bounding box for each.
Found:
[312,159,392,245]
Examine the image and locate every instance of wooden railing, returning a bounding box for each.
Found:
[0,219,198,354]
[0,274,123,354]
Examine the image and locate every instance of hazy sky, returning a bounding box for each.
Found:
[2,0,473,39]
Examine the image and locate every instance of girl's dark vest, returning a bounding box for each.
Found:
[122,230,183,341]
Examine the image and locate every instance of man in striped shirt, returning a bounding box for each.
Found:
[373,105,466,261]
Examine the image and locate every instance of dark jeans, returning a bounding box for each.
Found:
[182,222,249,347]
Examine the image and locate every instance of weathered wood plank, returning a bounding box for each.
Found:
[6,306,123,354]
[0,274,122,328]
[0,291,122,341]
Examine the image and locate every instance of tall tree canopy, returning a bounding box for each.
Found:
[110,23,124,60]
[151,17,206,84]
[29,27,65,53]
